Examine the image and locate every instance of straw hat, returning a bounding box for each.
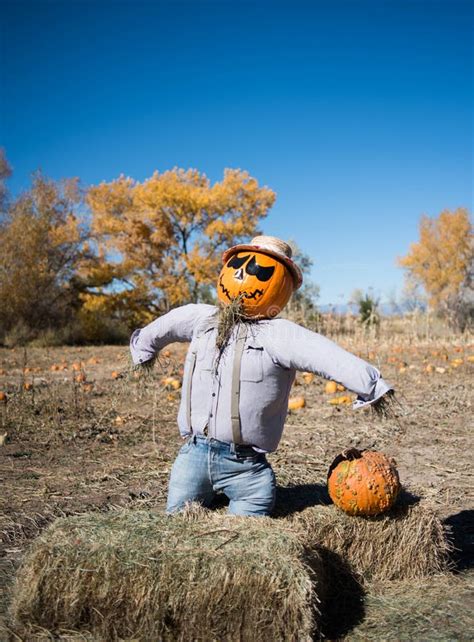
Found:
[222,235,303,289]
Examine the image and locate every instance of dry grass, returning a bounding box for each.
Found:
[370,389,402,420]
[10,506,324,642]
[291,499,452,585]
[1,322,472,641]
[346,573,474,641]
[7,496,452,641]
[215,295,246,353]
[301,309,474,345]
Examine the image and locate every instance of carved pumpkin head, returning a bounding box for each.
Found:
[217,236,303,319]
[327,449,401,516]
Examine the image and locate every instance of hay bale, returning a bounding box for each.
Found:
[291,500,452,584]
[10,508,324,641]
[345,575,474,641]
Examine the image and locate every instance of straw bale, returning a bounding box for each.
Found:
[10,508,324,641]
[346,574,474,641]
[291,499,452,584]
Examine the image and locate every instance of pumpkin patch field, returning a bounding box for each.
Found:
[0,331,472,640]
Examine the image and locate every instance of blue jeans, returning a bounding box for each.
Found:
[166,436,276,517]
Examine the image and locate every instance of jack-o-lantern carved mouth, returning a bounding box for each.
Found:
[218,275,264,301]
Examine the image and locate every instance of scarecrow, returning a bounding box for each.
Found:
[130,236,393,517]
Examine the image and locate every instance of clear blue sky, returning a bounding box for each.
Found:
[1,0,472,305]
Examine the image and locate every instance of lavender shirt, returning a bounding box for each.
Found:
[130,304,392,452]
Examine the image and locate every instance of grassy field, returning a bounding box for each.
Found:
[0,318,473,640]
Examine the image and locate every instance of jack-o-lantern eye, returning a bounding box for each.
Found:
[245,256,275,282]
[227,254,250,269]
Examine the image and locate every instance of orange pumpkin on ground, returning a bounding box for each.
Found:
[327,449,400,516]
[288,396,306,410]
[324,380,338,394]
[328,395,353,406]
[161,377,181,390]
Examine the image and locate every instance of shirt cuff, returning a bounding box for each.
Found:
[130,329,157,366]
[353,378,393,409]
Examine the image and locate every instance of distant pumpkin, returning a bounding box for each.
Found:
[161,377,181,390]
[217,251,294,319]
[328,395,353,406]
[327,449,400,516]
[324,380,338,394]
[288,396,306,410]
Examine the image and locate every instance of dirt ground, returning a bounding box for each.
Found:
[0,336,473,640]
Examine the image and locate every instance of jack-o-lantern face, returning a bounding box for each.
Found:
[217,251,295,318]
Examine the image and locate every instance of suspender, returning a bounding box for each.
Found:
[230,323,247,445]
[186,349,197,433]
[186,323,247,444]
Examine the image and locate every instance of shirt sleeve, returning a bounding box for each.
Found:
[129,304,215,366]
[262,319,393,407]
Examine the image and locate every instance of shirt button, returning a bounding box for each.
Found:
[210,413,213,418]
[212,393,216,397]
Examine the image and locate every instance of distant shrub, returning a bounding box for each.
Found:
[77,309,130,345]
[1,315,130,348]
[2,320,36,347]
[350,289,380,327]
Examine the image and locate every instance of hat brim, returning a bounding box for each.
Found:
[221,244,303,290]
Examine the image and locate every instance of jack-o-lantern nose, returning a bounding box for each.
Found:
[234,267,244,281]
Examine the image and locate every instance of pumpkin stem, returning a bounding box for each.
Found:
[341,447,363,460]
[327,448,363,480]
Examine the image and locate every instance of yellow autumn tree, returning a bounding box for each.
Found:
[398,208,473,328]
[85,168,275,325]
[0,171,89,342]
